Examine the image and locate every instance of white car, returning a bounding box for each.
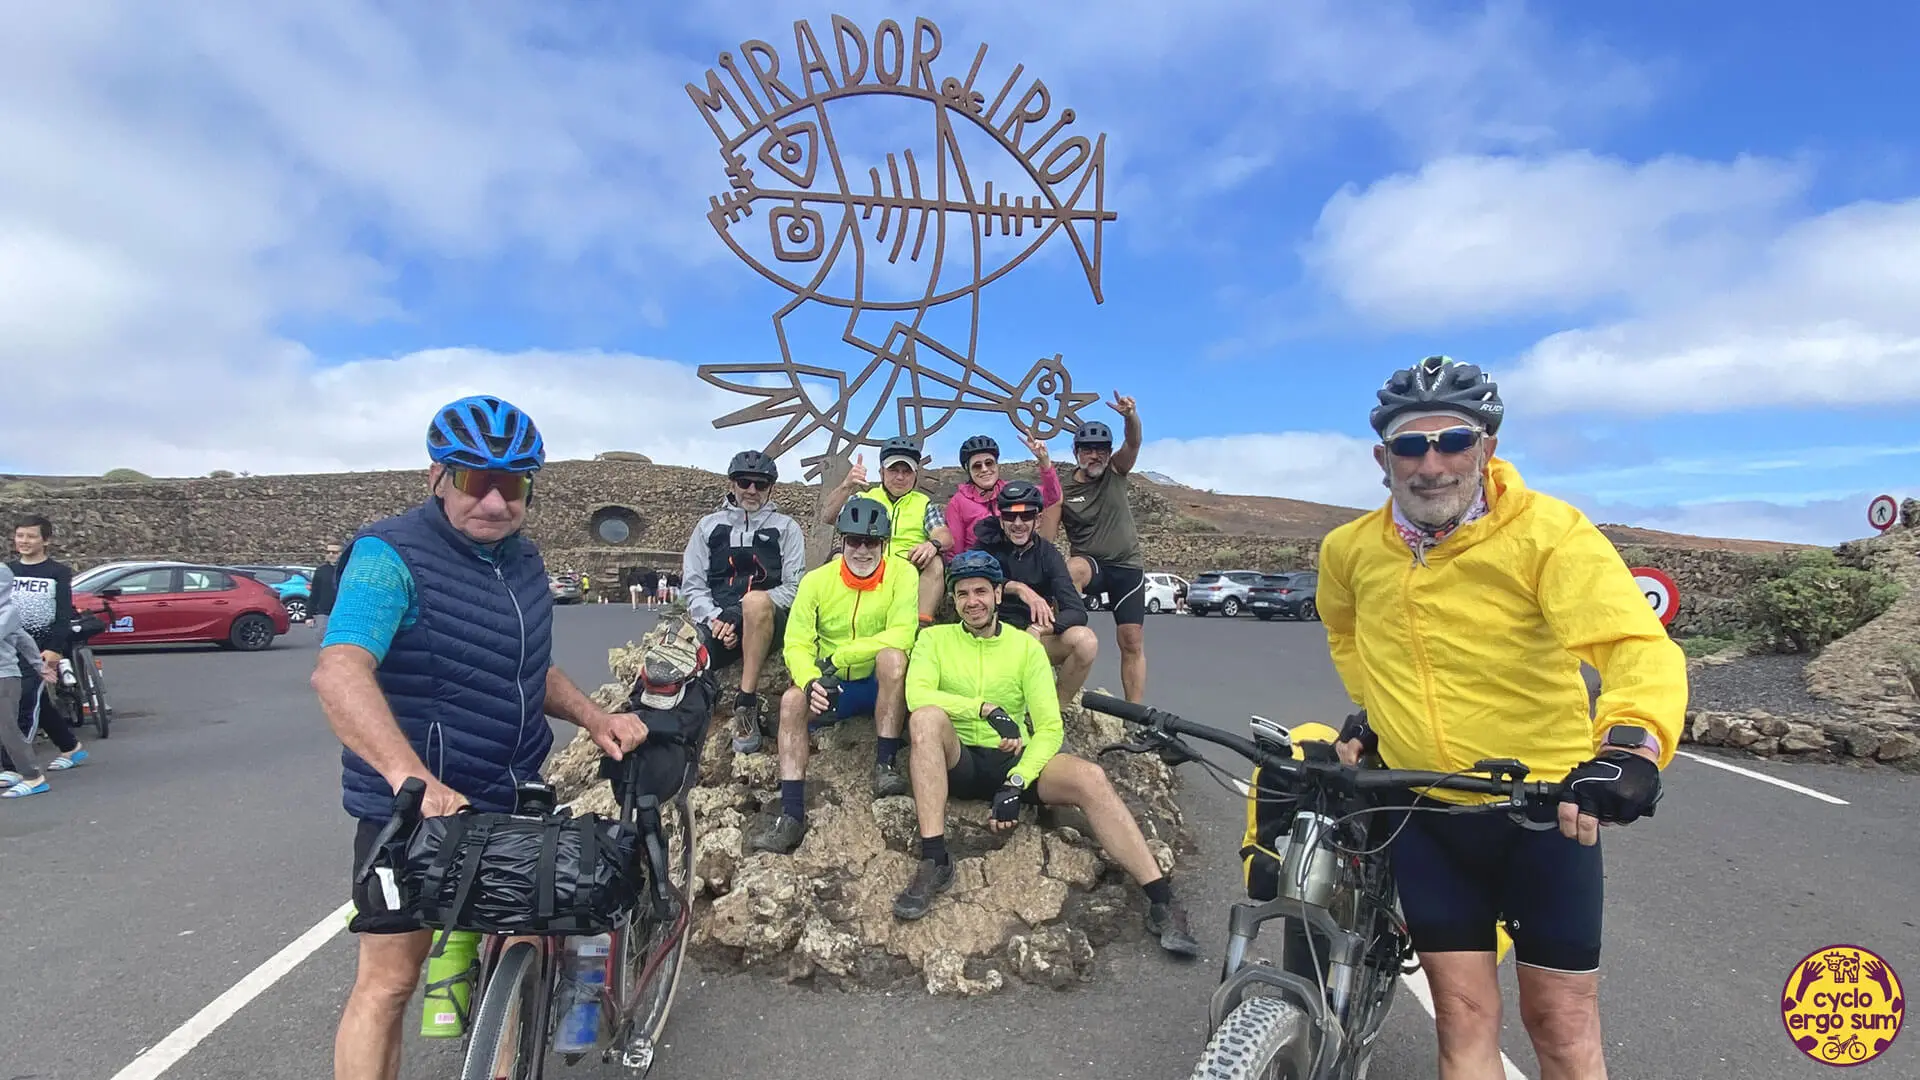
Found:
[1144,572,1187,614]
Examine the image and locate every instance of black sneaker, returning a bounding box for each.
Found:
[747,814,806,855]
[871,760,911,798]
[731,697,763,754]
[1147,901,1201,957]
[891,858,955,920]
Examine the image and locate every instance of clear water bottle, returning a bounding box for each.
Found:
[58,658,77,687]
[553,933,611,1053]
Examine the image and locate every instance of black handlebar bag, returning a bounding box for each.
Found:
[396,809,644,936]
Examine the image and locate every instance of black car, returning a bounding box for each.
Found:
[1247,572,1318,621]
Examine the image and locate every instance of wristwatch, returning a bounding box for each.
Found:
[1603,725,1660,756]
[1004,773,1027,791]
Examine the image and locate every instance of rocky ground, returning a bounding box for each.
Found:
[545,625,1190,997]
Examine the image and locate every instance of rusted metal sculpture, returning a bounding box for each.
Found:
[687,15,1114,479]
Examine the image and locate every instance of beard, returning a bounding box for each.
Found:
[1389,469,1482,530]
[1081,459,1107,478]
[843,546,882,577]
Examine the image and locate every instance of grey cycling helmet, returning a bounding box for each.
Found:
[1073,420,1114,448]
[727,449,779,482]
[959,434,999,468]
[1369,355,1504,437]
[836,496,891,538]
[878,435,922,469]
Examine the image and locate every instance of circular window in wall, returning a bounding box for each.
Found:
[588,506,643,546]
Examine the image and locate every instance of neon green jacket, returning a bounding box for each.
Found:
[782,555,921,682]
[863,484,932,561]
[905,622,1063,786]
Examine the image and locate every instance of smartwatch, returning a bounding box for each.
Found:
[1603,724,1660,755]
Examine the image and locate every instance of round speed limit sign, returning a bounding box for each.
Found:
[1629,566,1679,627]
[1869,494,1898,533]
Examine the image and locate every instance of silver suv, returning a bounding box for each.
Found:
[1187,569,1266,617]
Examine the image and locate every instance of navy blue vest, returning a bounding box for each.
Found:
[340,500,555,822]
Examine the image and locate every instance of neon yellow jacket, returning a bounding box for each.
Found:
[905,622,1063,786]
[1317,457,1687,803]
[863,484,932,561]
[782,555,921,682]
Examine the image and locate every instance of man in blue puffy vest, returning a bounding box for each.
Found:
[314,395,648,1080]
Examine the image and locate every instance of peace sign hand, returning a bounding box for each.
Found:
[1021,433,1051,466]
[1108,392,1137,418]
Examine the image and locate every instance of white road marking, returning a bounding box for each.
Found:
[1401,967,1529,1080]
[111,901,352,1080]
[1673,750,1849,805]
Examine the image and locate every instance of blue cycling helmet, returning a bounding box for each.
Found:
[945,549,1005,588]
[427,395,546,472]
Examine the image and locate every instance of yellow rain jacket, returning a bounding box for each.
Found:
[782,555,921,682]
[1317,457,1687,805]
[905,622,1063,787]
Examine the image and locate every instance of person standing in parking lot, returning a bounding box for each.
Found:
[0,566,56,797]
[9,515,86,770]
[309,542,342,634]
[312,395,649,1080]
[1060,394,1150,703]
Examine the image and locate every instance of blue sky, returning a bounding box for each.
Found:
[3,1,1916,544]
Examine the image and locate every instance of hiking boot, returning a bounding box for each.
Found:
[1147,901,1201,957]
[892,859,955,921]
[731,697,763,754]
[871,760,911,798]
[747,814,806,855]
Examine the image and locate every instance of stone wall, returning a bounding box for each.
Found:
[0,462,1774,624]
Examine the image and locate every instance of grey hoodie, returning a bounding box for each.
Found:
[679,495,807,622]
[0,566,48,681]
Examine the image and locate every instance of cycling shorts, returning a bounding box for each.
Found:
[706,602,788,670]
[946,744,1046,803]
[807,674,880,730]
[1079,557,1147,625]
[1386,799,1604,973]
[349,818,425,935]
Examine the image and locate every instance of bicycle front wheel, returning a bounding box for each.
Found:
[1189,994,1314,1080]
[77,653,109,738]
[618,792,697,1055]
[462,941,547,1080]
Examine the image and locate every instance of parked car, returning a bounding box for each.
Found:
[1248,571,1319,621]
[1143,572,1188,614]
[550,572,583,604]
[72,562,291,651]
[1186,570,1266,617]
[228,565,314,622]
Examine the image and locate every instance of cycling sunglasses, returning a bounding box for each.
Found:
[731,475,773,491]
[1384,427,1483,458]
[842,534,885,549]
[446,467,533,502]
[999,506,1039,521]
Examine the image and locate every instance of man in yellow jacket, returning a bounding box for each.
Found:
[820,435,956,625]
[748,496,920,855]
[892,550,1200,958]
[1319,355,1686,1080]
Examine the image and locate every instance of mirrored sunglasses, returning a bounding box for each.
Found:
[1385,427,1483,458]
[447,468,533,501]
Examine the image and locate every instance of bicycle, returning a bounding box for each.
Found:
[360,740,698,1079]
[1082,693,1567,1080]
[1822,1033,1869,1062]
[50,598,116,739]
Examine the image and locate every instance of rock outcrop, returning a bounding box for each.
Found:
[1806,529,1920,714]
[545,632,1191,995]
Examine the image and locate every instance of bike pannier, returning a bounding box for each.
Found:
[396,810,643,935]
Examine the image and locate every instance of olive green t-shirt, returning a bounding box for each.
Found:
[1059,467,1142,568]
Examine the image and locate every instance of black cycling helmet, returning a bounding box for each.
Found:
[959,434,1000,469]
[877,435,922,469]
[727,449,779,483]
[836,496,891,538]
[1073,420,1114,448]
[996,479,1043,515]
[945,549,1005,587]
[1369,355,1504,437]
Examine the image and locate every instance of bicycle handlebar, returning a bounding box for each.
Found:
[1080,693,1563,803]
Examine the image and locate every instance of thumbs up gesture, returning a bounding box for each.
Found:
[845,453,868,489]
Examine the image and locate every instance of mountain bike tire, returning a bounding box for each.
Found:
[76,656,109,738]
[1188,994,1313,1080]
[462,941,547,1080]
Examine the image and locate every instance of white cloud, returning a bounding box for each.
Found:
[1574,491,1917,548]
[1139,432,1383,508]
[1306,151,1803,326]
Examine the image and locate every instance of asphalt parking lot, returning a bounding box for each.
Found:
[4,606,1915,1080]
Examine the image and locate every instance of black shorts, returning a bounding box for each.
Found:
[947,745,1046,803]
[1080,558,1147,625]
[706,601,789,671]
[350,818,425,935]
[1386,800,1605,973]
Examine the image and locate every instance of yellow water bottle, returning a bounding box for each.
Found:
[420,931,482,1037]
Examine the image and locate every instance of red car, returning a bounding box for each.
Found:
[73,562,292,651]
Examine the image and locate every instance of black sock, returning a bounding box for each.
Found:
[1143,876,1173,906]
[920,834,949,867]
[876,736,904,766]
[736,689,760,710]
[780,779,805,821]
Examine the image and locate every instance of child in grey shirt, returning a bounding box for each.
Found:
[1,565,53,797]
